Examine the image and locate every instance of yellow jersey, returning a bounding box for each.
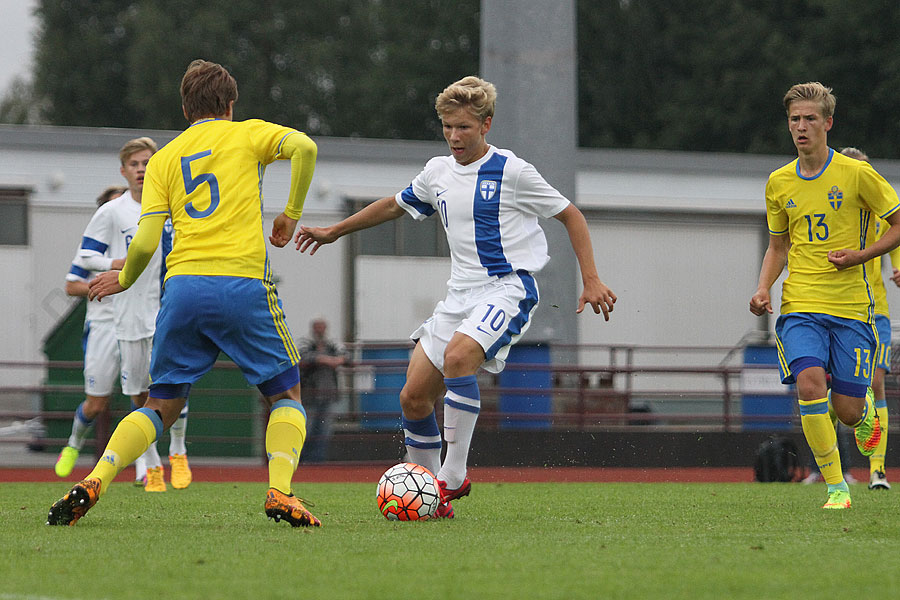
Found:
[870,220,900,317]
[766,148,900,322]
[141,118,312,282]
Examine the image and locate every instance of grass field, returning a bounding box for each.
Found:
[3,481,900,599]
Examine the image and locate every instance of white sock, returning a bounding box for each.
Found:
[141,441,163,470]
[66,402,94,450]
[134,453,147,481]
[168,404,188,456]
[437,375,480,489]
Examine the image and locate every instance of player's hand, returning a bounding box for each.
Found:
[269,213,298,248]
[294,225,338,255]
[827,249,864,270]
[577,278,616,321]
[891,267,900,287]
[749,289,773,316]
[88,270,125,301]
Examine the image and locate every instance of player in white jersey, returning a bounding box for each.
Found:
[296,76,616,517]
[54,186,125,479]
[78,138,191,492]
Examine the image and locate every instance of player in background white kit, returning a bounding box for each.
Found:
[55,186,126,479]
[295,76,616,517]
[77,137,191,492]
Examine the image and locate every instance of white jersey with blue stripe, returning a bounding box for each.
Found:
[79,191,171,341]
[395,146,570,288]
[66,251,115,323]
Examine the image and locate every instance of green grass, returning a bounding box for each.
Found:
[3,481,900,599]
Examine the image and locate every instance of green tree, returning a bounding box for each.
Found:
[577,0,900,158]
[30,0,479,139]
[0,76,48,125]
[33,0,141,127]
[28,0,900,157]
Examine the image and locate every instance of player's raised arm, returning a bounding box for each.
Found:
[553,203,616,320]
[270,132,317,248]
[294,195,405,255]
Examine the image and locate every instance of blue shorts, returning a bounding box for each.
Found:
[775,313,876,390]
[149,275,300,390]
[875,314,892,373]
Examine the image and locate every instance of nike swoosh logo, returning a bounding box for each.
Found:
[436,189,448,197]
[381,499,399,515]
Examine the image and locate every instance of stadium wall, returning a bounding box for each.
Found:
[5,124,900,385]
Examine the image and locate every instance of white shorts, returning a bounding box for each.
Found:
[410,270,540,374]
[119,337,152,396]
[83,319,120,396]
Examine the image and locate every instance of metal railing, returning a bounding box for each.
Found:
[2,343,897,457]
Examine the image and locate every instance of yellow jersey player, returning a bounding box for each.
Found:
[841,146,897,490]
[750,82,900,509]
[48,59,321,527]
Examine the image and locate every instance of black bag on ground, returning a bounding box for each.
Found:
[754,436,803,482]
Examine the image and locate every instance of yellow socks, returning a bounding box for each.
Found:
[871,399,889,474]
[266,400,307,495]
[799,397,843,485]
[87,408,161,495]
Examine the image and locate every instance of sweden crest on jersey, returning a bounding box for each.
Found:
[828,185,843,210]
[480,179,498,200]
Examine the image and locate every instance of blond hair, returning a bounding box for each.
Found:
[118,137,157,165]
[435,76,497,121]
[783,82,836,118]
[840,147,868,161]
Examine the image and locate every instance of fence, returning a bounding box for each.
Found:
[2,342,897,462]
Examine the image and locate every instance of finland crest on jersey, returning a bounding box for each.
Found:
[396,146,571,288]
[479,179,497,200]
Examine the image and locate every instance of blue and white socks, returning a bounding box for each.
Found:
[438,375,480,489]
[66,401,94,450]
[402,412,442,477]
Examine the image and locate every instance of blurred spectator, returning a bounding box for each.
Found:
[297,318,348,462]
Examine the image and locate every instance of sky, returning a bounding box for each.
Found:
[0,0,37,98]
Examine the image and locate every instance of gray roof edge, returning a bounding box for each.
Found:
[578,146,900,179]
[0,123,445,163]
[6,123,900,178]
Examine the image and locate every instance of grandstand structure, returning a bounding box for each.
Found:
[1,123,833,367]
[2,123,900,466]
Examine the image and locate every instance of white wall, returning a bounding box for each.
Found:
[6,125,900,379]
[579,217,762,348]
[355,256,451,340]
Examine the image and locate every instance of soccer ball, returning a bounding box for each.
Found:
[376,462,440,521]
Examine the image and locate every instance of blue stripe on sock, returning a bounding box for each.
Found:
[875,399,888,409]
[445,397,480,414]
[402,413,440,436]
[404,437,443,449]
[444,375,480,400]
[136,407,164,440]
[402,412,442,449]
[75,403,93,426]
[798,400,829,416]
[271,398,306,419]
